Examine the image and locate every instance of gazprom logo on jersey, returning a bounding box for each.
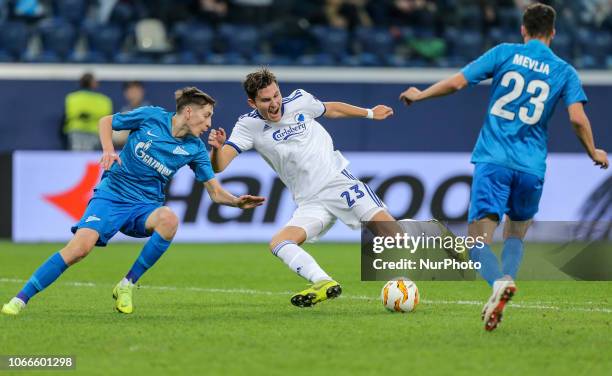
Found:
[272,115,306,141]
[135,140,173,176]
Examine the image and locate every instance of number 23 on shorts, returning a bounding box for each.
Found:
[340,184,365,208]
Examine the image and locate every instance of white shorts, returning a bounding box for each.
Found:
[286,169,387,242]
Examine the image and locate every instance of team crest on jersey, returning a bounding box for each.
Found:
[294,113,305,124]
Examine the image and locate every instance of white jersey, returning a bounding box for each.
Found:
[227,89,349,203]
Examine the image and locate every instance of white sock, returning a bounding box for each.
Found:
[273,241,331,283]
[120,277,133,287]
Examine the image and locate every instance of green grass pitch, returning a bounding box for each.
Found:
[1,241,610,375]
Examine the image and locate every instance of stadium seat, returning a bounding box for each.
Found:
[204,53,247,66]
[442,27,459,57]
[218,24,260,59]
[295,54,336,66]
[496,7,521,31]
[386,54,410,67]
[159,52,198,65]
[341,53,383,67]
[310,26,349,61]
[0,21,31,61]
[252,54,292,66]
[54,0,90,25]
[551,33,573,62]
[576,29,611,68]
[488,27,522,46]
[412,27,436,39]
[354,27,395,59]
[134,18,171,53]
[172,21,214,62]
[36,18,78,62]
[454,30,483,61]
[459,5,482,31]
[83,23,123,63]
[114,52,155,64]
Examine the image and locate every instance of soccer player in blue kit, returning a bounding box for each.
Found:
[1,87,264,316]
[399,4,608,331]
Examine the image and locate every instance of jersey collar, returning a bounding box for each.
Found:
[526,39,550,50]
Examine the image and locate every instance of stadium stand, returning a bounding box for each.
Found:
[0,0,610,68]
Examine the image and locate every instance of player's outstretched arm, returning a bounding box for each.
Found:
[399,72,468,106]
[98,115,122,170]
[568,103,609,169]
[203,178,265,209]
[323,102,393,120]
[208,127,238,173]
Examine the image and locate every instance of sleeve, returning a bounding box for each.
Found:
[299,90,326,118]
[189,144,215,182]
[461,45,504,86]
[562,66,588,107]
[226,119,254,154]
[111,106,152,131]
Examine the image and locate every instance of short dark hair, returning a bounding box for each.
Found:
[243,67,278,100]
[174,87,216,113]
[79,73,95,89]
[123,80,143,90]
[522,3,556,38]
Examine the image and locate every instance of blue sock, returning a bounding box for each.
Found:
[17,252,68,304]
[470,244,503,286]
[125,232,172,283]
[501,237,524,279]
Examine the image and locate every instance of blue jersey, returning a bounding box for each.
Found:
[94,106,215,203]
[461,39,587,178]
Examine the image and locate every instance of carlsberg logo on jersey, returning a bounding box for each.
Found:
[272,114,307,141]
[135,140,173,176]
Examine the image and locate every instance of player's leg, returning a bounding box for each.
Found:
[270,225,334,284]
[123,206,178,284]
[501,219,531,279]
[365,209,402,236]
[1,229,99,315]
[501,170,543,279]
[470,164,530,331]
[273,205,341,307]
[114,206,178,313]
[468,215,504,286]
[470,216,518,331]
[467,163,515,287]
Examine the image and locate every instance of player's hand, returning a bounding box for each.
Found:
[208,127,227,149]
[100,150,121,170]
[372,105,394,120]
[399,87,422,106]
[592,149,609,169]
[235,195,266,209]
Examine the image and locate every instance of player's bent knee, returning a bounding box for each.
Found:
[269,236,298,253]
[269,239,283,253]
[156,207,179,235]
[61,242,95,265]
[61,229,98,264]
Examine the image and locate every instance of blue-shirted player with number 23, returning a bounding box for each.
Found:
[399,3,608,331]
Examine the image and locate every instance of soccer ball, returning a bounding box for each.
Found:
[381,278,419,313]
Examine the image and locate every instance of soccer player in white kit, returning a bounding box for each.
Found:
[209,68,396,307]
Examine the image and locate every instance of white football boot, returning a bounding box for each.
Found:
[482,275,517,331]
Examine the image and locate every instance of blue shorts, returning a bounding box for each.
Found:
[468,163,544,223]
[71,197,161,247]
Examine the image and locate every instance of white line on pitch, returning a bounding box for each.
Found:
[0,277,610,313]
